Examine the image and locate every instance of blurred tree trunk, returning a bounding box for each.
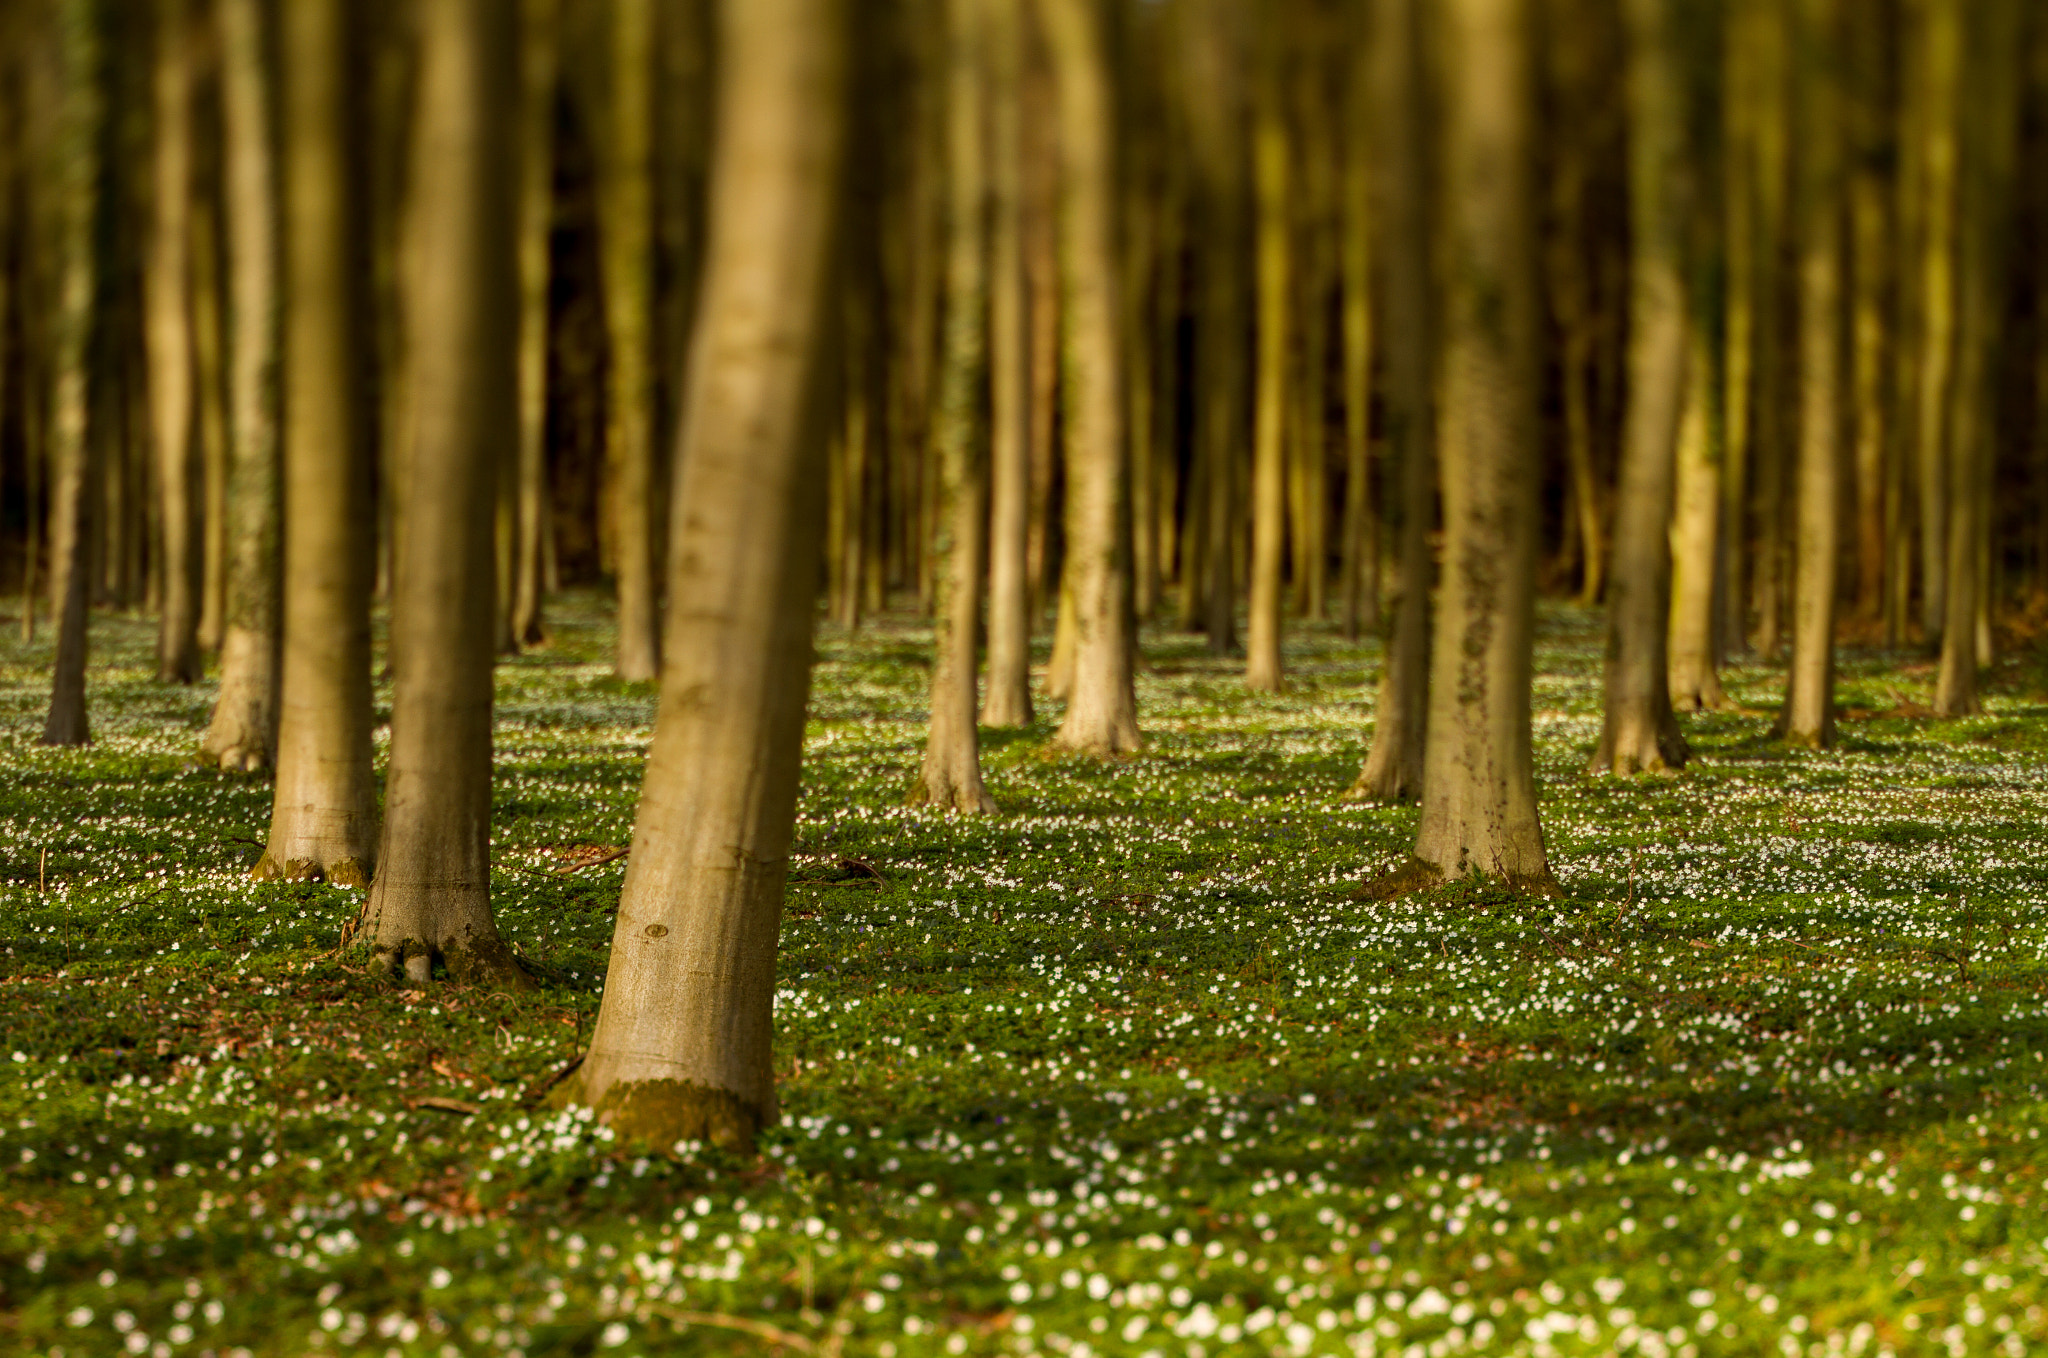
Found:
[1748,0,1792,659]
[1591,0,1690,774]
[510,0,557,648]
[1778,0,1844,749]
[567,0,845,1151]
[1719,0,1761,658]
[201,0,282,772]
[1906,0,1959,648]
[1245,39,1288,693]
[914,0,997,811]
[1848,12,1893,625]
[1338,26,1376,643]
[1668,322,1730,710]
[37,0,99,747]
[1933,0,2019,715]
[981,0,1034,727]
[366,0,528,987]
[1042,0,1138,754]
[149,0,201,684]
[1022,39,1059,629]
[599,0,660,680]
[1380,0,1554,896]
[195,162,228,656]
[257,0,378,883]
[1345,0,1430,803]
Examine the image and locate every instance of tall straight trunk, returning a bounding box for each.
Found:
[1041,0,1138,754]
[1778,0,1844,750]
[1933,0,2019,715]
[202,0,282,772]
[1748,0,1792,659]
[510,0,557,648]
[1339,43,1376,643]
[600,0,661,680]
[566,0,844,1150]
[366,0,527,987]
[1849,153,1890,621]
[1719,0,1761,659]
[914,0,997,810]
[1346,0,1430,803]
[1382,0,1554,896]
[981,0,1034,727]
[149,0,201,684]
[1245,52,1289,693]
[1292,96,1333,626]
[258,0,378,884]
[1667,323,1730,710]
[1909,0,1959,647]
[1591,0,1689,774]
[37,0,99,747]
[1021,48,1059,627]
[195,179,228,656]
[1125,149,1158,622]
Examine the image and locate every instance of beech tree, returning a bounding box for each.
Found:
[566,0,846,1150]
[1378,0,1555,896]
[256,0,379,883]
[146,0,200,685]
[1244,31,1289,694]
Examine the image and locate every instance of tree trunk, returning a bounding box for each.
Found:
[194,178,229,656]
[1747,0,1792,659]
[1379,0,1554,896]
[1590,0,1689,775]
[981,0,1034,728]
[511,0,558,648]
[1245,50,1288,693]
[1908,0,1959,648]
[149,0,201,684]
[1041,0,1138,755]
[600,0,661,681]
[1345,0,1430,804]
[365,0,527,987]
[1719,0,1761,659]
[566,0,844,1151]
[1338,45,1376,643]
[257,0,378,884]
[1778,0,1844,750]
[1667,324,1730,711]
[914,0,998,811]
[38,0,100,748]
[202,0,283,772]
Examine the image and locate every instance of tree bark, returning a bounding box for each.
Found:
[914,0,998,811]
[981,0,1034,728]
[566,0,844,1151]
[1041,0,1138,755]
[195,176,229,657]
[38,0,100,748]
[1245,47,1288,693]
[1590,0,1690,774]
[257,0,378,884]
[511,0,558,648]
[364,0,527,987]
[1778,0,1844,750]
[1338,43,1377,643]
[1345,0,1430,804]
[600,0,661,681]
[1379,0,1554,896]
[202,0,283,772]
[1667,323,1730,711]
[149,0,201,684]
[1908,0,1959,648]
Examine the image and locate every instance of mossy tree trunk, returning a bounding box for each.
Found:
[567,0,845,1153]
[364,0,529,988]
[1345,0,1430,804]
[1380,0,1555,897]
[1042,0,1139,755]
[148,0,201,685]
[1590,0,1690,774]
[201,0,282,772]
[914,0,997,811]
[258,0,378,884]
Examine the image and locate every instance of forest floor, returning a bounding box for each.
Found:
[5,595,2048,1358]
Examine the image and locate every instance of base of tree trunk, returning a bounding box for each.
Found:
[252,851,369,887]
[1587,715,1689,775]
[1357,854,1562,902]
[1669,671,1736,714]
[980,687,1032,727]
[373,932,533,991]
[554,1073,766,1154]
[907,769,998,813]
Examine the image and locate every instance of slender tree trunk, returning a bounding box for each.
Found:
[1245,50,1288,693]
[1021,48,1059,628]
[1719,0,1760,658]
[914,0,997,810]
[1591,0,1690,774]
[1346,0,1430,803]
[149,0,201,684]
[202,0,282,772]
[38,0,99,747]
[566,0,844,1150]
[195,180,228,656]
[257,0,378,883]
[1778,0,1844,749]
[1379,0,1554,896]
[1849,152,1889,622]
[981,0,1034,728]
[365,0,527,987]
[1667,324,1730,710]
[1041,0,1138,754]
[1748,0,1792,659]
[511,0,557,648]
[1909,0,1959,648]
[1339,46,1376,643]
[600,0,661,680]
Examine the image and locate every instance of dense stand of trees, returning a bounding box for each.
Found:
[2,0,2047,1145]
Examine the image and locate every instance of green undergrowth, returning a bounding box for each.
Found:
[5,593,2048,1358]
